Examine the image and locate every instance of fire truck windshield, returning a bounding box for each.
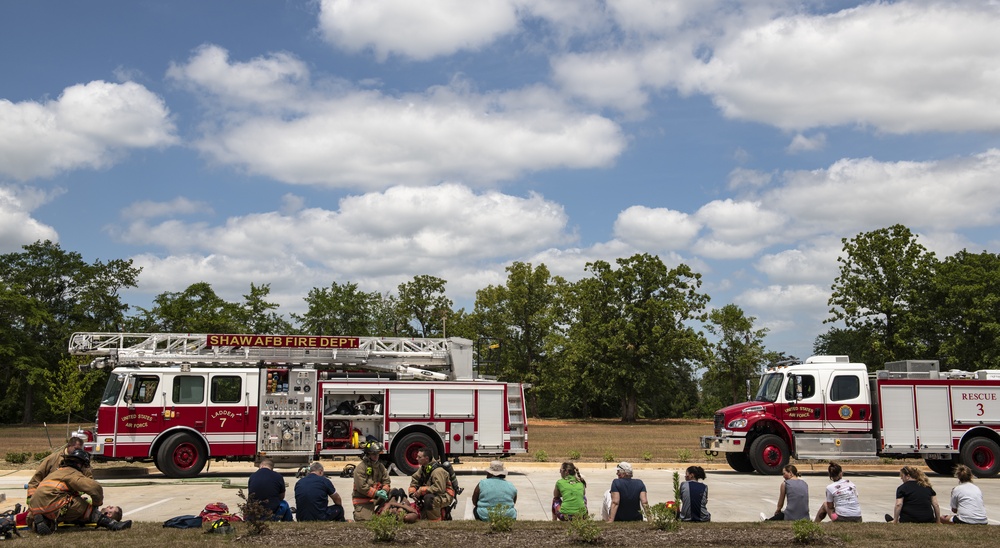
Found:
[101,374,125,405]
[753,373,784,402]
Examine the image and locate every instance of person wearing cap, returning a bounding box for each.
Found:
[27,449,131,534]
[607,462,648,522]
[26,433,92,505]
[472,460,517,521]
[294,461,345,521]
[352,440,391,521]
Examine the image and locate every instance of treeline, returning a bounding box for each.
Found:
[2,224,999,425]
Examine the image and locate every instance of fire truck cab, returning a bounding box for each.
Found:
[72,333,528,478]
[701,356,1000,478]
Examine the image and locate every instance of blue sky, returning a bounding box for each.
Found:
[3,1,1000,361]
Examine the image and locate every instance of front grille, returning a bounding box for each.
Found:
[714,413,724,437]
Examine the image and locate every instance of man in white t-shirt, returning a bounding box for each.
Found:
[814,462,862,523]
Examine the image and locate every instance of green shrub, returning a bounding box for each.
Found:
[676,449,691,462]
[642,451,653,461]
[534,450,549,462]
[487,504,515,533]
[34,451,50,462]
[566,513,601,544]
[236,489,271,536]
[568,450,582,460]
[792,519,824,544]
[4,452,29,464]
[704,452,716,462]
[602,450,615,463]
[648,502,679,531]
[367,511,403,542]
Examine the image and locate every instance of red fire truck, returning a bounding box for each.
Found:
[69,332,528,478]
[701,356,1000,477]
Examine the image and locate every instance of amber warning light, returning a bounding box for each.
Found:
[206,334,360,349]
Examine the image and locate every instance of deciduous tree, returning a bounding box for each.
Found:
[827,225,937,366]
[566,254,709,422]
[398,275,452,337]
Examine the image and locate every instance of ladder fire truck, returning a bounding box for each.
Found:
[701,356,1000,477]
[69,332,528,478]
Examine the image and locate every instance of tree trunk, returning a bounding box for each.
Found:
[621,391,638,422]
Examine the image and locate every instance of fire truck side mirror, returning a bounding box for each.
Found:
[123,376,134,407]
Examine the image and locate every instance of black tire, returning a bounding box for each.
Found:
[725,451,756,473]
[391,432,436,476]
[156,432,207,478]
[924,456,958,476]
[748,434,789,475]
[961,437,1000,478]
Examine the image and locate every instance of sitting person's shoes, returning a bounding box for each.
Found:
[884,513,893,522]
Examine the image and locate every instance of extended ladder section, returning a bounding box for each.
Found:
[68,332,476,381]
[506,383,527,451]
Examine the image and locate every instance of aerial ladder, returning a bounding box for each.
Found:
[68,332,477,381]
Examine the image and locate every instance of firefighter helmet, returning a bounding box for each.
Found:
[63,448,91,469]
[361,440,383,454]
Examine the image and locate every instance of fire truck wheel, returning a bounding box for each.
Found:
[924,456,958,476]
[961,438,1000,478]
[748,434,789,475]
[391,432,435,476]
[156,432,207,478]
[725,451,756,473]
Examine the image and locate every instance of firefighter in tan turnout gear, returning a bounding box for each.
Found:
[352,440,391,521]
[27,450,132,535]
[408,448,455,521]
[26,433,92,505]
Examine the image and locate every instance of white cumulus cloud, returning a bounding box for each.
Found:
[0,81,177,181]
[169,45,626,190]
[317,0,519,61]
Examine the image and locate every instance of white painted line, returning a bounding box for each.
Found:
[464,499,474,520]
[123,497,174,517]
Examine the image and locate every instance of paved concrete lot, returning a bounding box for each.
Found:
[3,463,998,523]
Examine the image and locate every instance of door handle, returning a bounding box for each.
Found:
[860,408,867,420]
[814,408,821,419]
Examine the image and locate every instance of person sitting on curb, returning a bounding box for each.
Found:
[294,461,345,521]
[814,462,862,523]
[679,466,710,522]
[607,462,649,522]
[472,460,517,521]
[762,464,809,521]
[552,462,588,521]
[886,465,939,523]
[939,464,988,525]
[247,458,293,522]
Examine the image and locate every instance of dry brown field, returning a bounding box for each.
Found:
[1,418,715,466]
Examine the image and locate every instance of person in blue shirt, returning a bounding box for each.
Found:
[294,462,345,521]
[472,460,517,521]
[607,461,648,522]
[679,466,710,522]
[248,458,293,521]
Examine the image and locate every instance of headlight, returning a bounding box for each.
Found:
[727,418,748,429]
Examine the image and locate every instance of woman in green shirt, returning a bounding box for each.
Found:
[552,462,588,520]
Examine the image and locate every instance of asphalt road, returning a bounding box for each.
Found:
[2,462,998,524]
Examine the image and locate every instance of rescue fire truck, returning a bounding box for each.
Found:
[69,332,527,478]
[701,356,1000,477]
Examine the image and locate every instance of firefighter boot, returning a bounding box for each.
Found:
[95,513,133,531]
[32,515,57,536]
